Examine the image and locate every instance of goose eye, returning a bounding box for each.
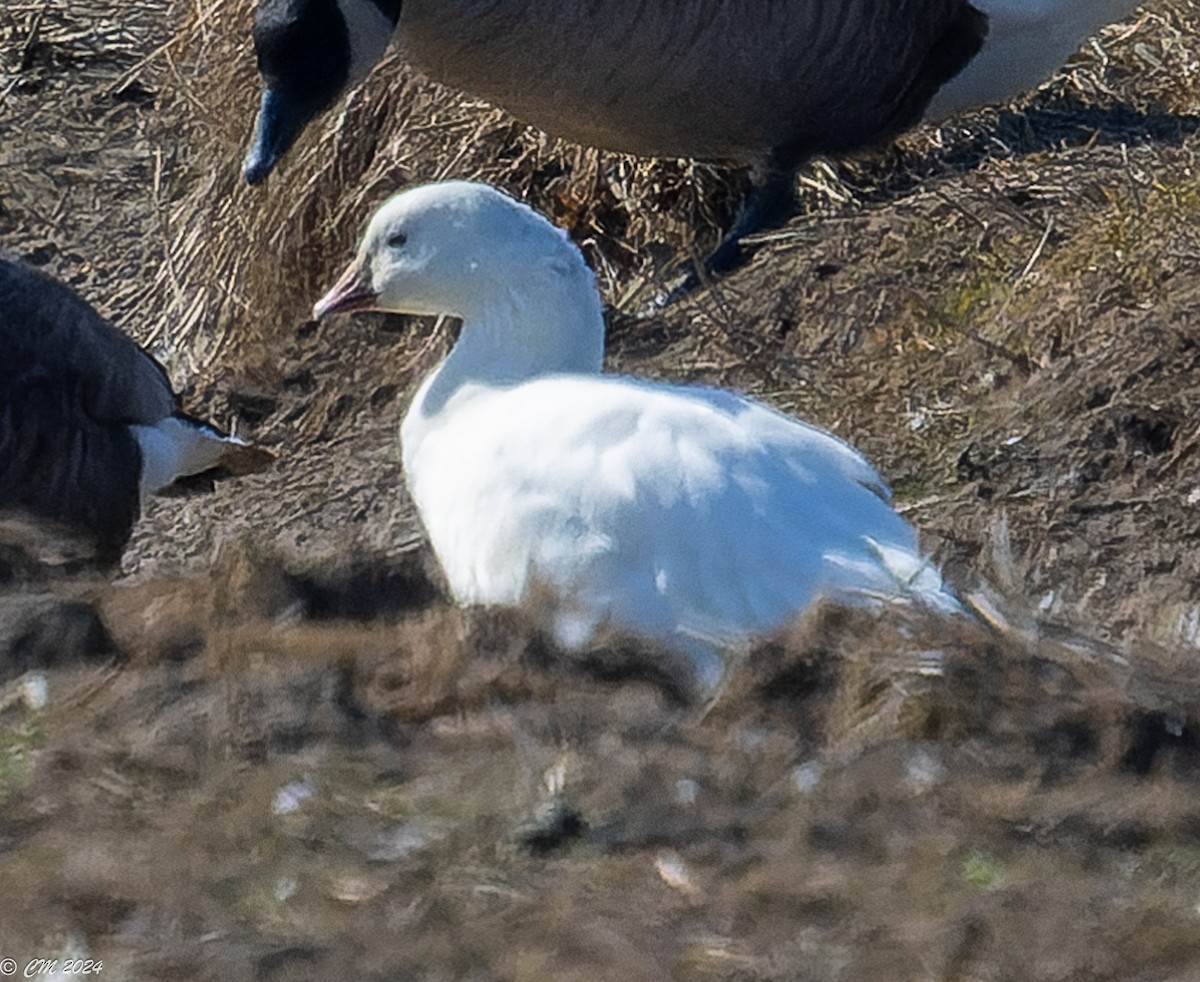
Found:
[387,230,408,248]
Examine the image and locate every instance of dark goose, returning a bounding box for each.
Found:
[244,0,989,285]
[242,0,1146,286]
[0,257,274,565]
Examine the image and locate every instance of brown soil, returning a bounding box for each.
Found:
[5,1,1200,979]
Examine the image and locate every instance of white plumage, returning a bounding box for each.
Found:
[928,0,1143,118]
[314,181,958,691]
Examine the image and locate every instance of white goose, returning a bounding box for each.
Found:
[0,257,274,565]
[313,182,959,692]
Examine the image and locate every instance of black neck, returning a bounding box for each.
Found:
[365,0,401,25]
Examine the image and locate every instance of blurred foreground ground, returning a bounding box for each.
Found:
[5,1,1200,978]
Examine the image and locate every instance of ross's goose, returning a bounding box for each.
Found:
[312,181,960,693]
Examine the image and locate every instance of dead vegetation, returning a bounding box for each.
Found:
[5,545,1200,980]
[6,0,1200,978]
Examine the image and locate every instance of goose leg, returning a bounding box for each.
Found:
[661,157,798,306]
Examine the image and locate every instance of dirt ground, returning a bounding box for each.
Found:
[7,1,1200,979]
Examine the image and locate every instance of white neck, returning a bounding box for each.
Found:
[406,262,605,425]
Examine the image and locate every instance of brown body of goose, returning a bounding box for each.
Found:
[397,0,986,164]
[246,0,987,285]
[247,0,987,179]
[0,258,274,565]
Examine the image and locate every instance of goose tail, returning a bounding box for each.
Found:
[131,415,276,498]
[864,538,966,617]
[894,2,990,129]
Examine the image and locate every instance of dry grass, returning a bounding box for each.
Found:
[9,0,1200,977]
[0,0,177,318]
[5,542,1200,980]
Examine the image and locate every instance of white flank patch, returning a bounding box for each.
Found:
[131,417,255,499]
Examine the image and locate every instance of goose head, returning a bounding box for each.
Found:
[244,0,399,184]
[313,181,590,323]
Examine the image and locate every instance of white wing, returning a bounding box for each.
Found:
[404,373,954,659]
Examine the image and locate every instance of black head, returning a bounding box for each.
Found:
[243,0,400,184]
